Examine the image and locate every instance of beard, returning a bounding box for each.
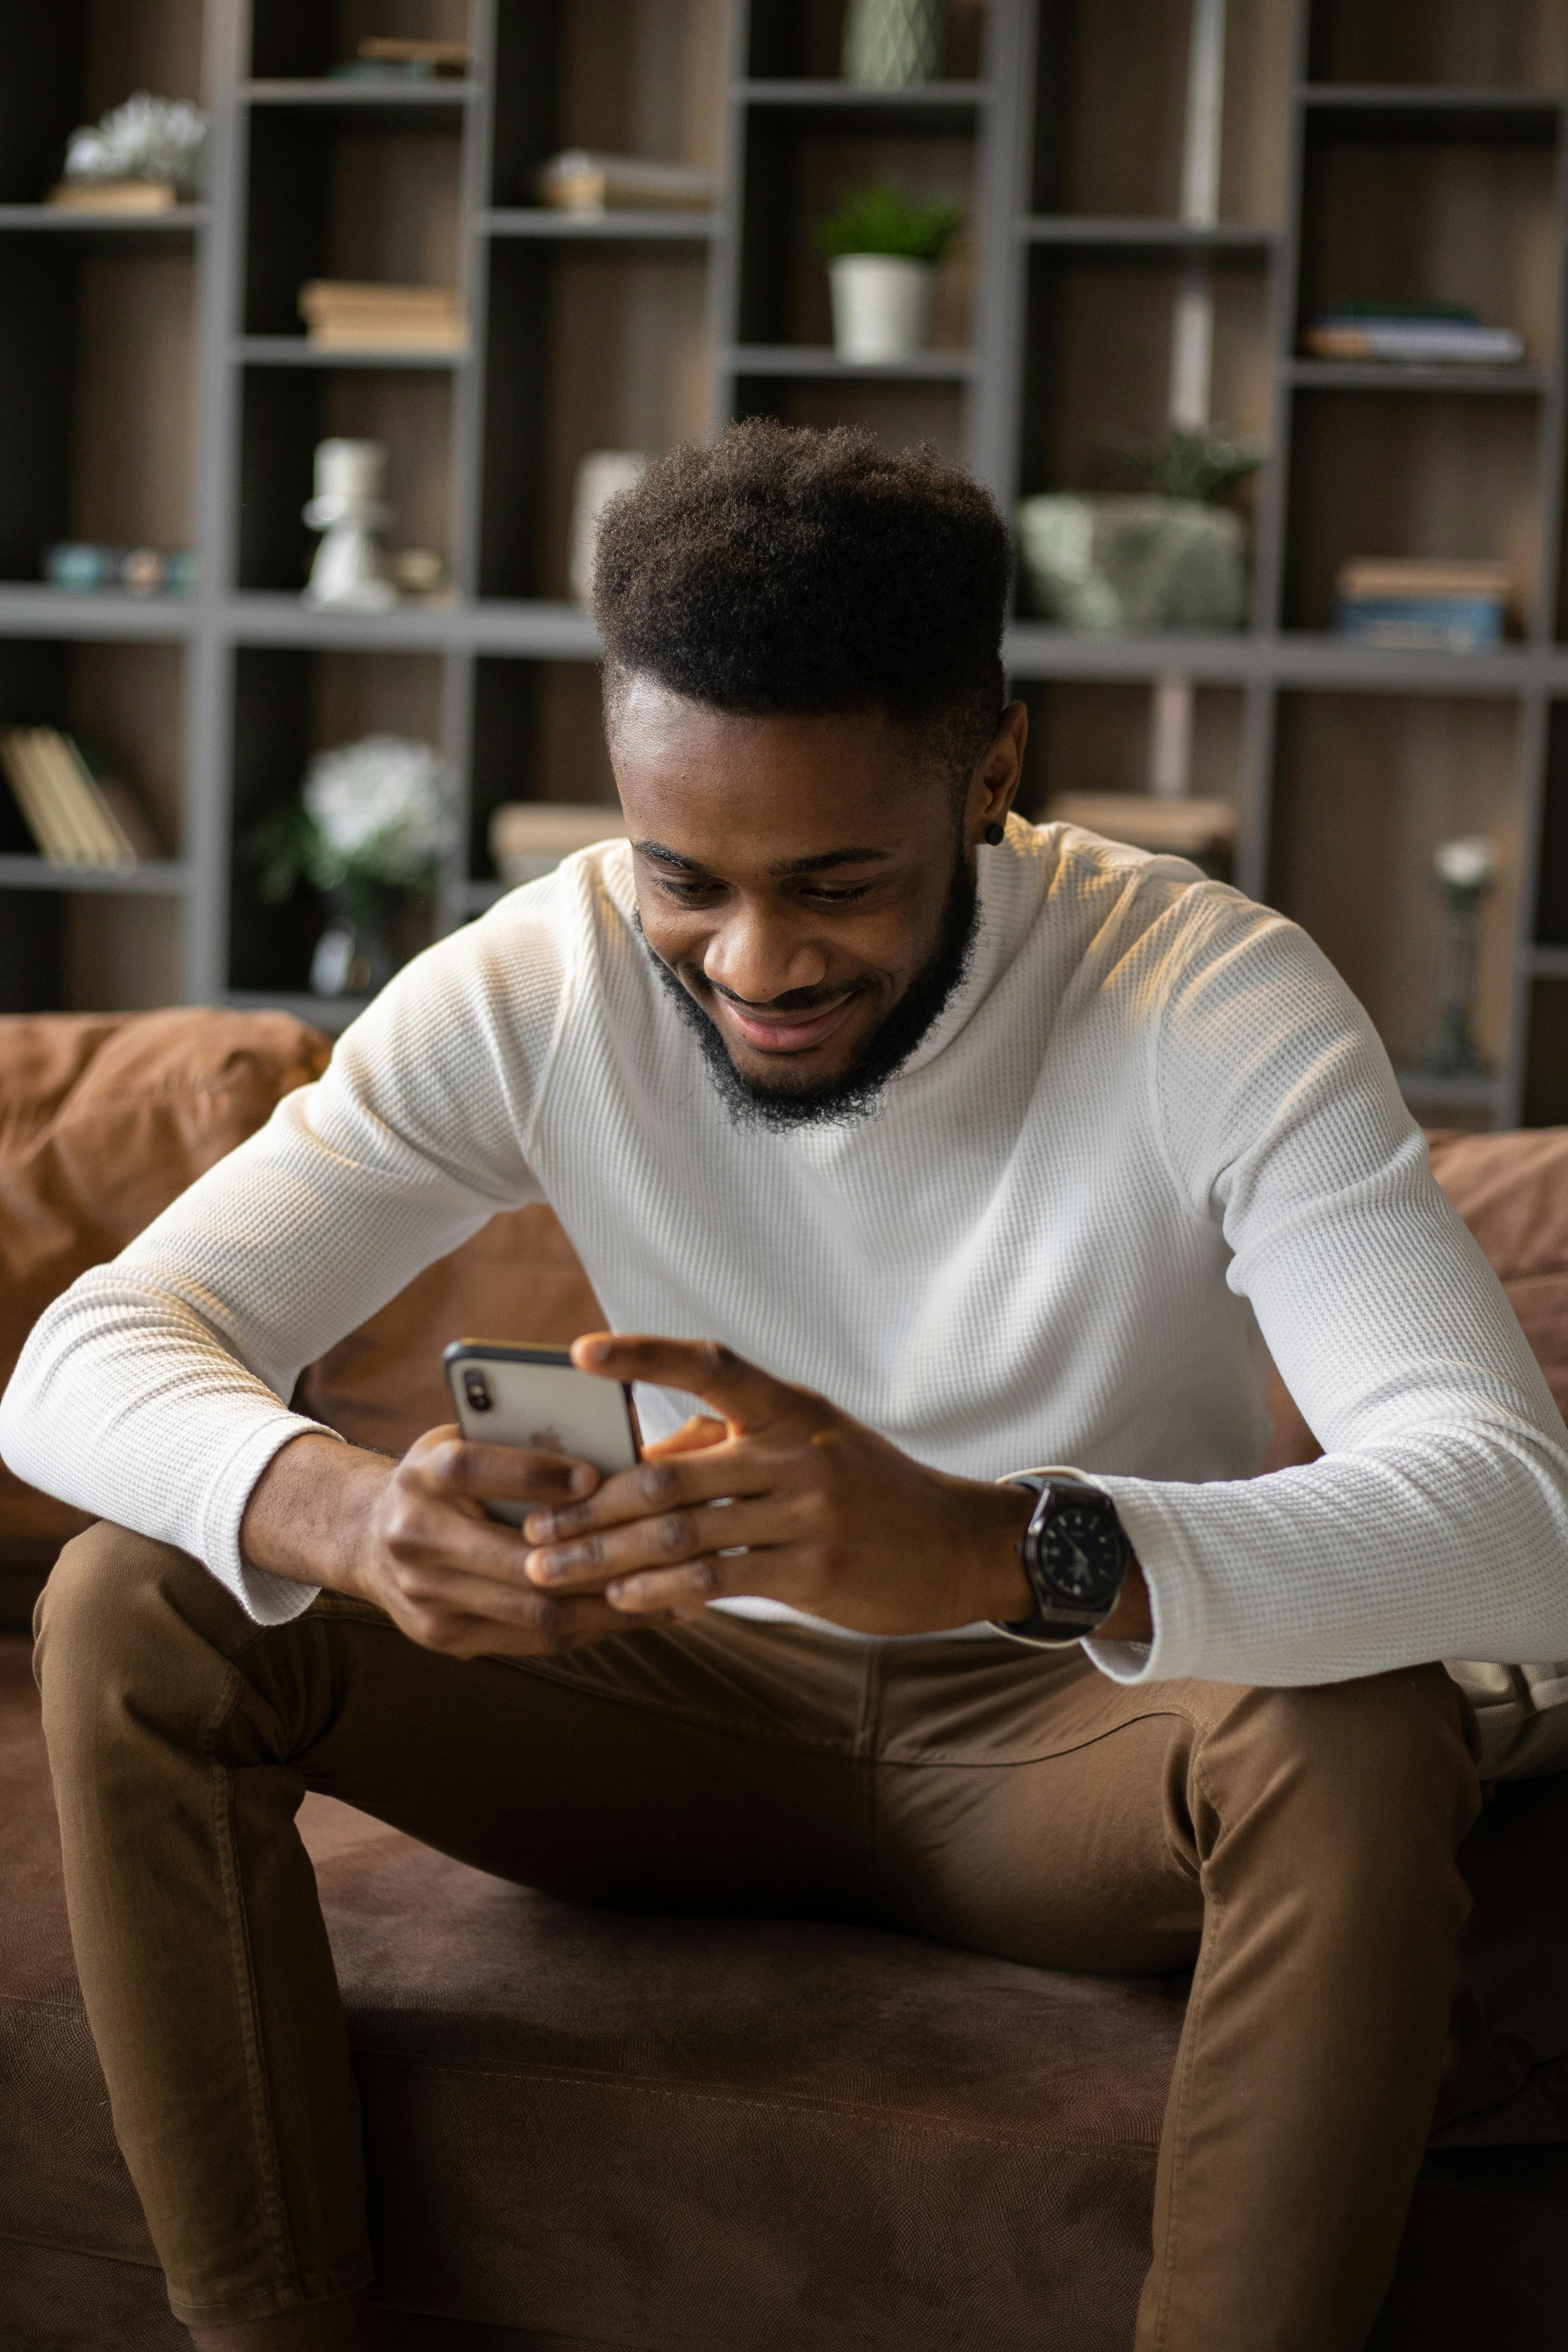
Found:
[639,841,979,1130]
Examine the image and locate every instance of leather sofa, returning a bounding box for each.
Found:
[2,1008,1565,2350]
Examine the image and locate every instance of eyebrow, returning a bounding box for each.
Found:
[633,839,893,878]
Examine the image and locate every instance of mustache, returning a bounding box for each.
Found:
[700,975,872,1014]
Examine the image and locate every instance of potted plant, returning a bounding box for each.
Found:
[817,181,964,364]
[1015,426,1264,632]
[246,734,453,998]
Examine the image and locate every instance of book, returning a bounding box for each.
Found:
[533,150,718,214]
[1335,558,1514,652]
[357,36,469,73]
[46,179,178,214]
[0,726,153,869]
[1305,305,1524,366]
[298,280,465,352]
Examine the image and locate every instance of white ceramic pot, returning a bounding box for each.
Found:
[829,254,934,363]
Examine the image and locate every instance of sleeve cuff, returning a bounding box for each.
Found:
[200,1413,344,1628]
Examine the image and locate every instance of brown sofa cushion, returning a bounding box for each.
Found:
[0,1011,330,1599]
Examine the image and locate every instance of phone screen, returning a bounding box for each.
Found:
[443,1341,640,1526]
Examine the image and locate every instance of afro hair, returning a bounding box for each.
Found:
[593,419,1011,781]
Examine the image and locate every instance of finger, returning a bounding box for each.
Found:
[521,1442,773,1544]
[524,1495,782,1591]
[394,1583,670,1660]
[571,1333,799,1436]
[603,1548,790,1617]
[643,1415,728,1459]
[414,1431,600,1505]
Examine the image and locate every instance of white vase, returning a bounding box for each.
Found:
[829,255,934,363]
[842,0,945,88]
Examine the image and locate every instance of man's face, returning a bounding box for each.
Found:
[608,676,1024,1124]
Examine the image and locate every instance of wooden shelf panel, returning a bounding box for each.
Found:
[0,588,196,638]
[738,80,988,113]
[1019,217,1279,253]
[0,206,207,236]
[234,338,469,370]
[242,81,478,110]
[0,857,189,895]
[480,209,721,243]
[1285,360,1550,393]
[726,345,977,379]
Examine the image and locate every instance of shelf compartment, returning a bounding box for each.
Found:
[1297,116,1560,369]
[237,363,454,595]
[0,232,196,588]
[735,106,977,355]
[0,636,187,866]
[730,365,968,462]
[242,96,465,340]
[249,0,473,84]
[490,0,723,212]
[469,656,619,885]
[227,642,447,997]
[478,239,710,602]
[1269,690,1522,1079]
[1015,679,1246,842]
[1524,977,1568,1122]
[1017,248,1272,557]
[0,3,204,208]
[1032,0,1293,227]
[1305,2,1568,94]
[1280,389,1543,634]
[745,0,985,84]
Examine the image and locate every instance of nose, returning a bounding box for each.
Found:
[702,904,830,1003]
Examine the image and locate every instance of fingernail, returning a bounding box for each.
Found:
[570,1464,597,1494]
[530,1553,565,1583]
[524,1512,554,1541]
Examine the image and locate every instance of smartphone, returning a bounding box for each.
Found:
[443,1340,641,1527]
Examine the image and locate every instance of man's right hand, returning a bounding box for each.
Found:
[239,1424,685,1660]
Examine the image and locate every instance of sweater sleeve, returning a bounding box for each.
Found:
[0,878,580,1623]
[1084,890,1568,1688]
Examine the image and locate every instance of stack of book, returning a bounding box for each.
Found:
[533,151,718,214]
[334,35,470,79]
[298,281,465,353]
[1334,559,1514,652]
[0,728,159,870]
[1304,304,1524,367]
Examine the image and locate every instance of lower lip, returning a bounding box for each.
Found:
[719,994,860,1054]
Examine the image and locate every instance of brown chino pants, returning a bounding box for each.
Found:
[34,1521,1481,2350]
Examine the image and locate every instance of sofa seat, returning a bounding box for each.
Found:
[3,1632,1566,2352]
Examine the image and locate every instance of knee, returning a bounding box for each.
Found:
[1194,1666,1482,1864]
[34,1523,237,1758]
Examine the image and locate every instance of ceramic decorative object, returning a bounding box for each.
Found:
[569,451,648,605]
[62,92,207,191]
[842,0,945,88]
[1419,836,1498,1079]
[1016,494,1247,631]
[829,255,935,362]
[303,438,396,610]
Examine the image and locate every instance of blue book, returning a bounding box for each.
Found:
[1335,595,1505,652]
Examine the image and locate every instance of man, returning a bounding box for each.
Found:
[6,423,1568,2352]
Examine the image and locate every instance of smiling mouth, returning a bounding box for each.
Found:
[710,989,862,1055]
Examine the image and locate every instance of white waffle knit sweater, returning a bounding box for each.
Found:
[6,818,1568,1690]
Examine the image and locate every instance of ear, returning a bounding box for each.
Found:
[962,701,1029,851]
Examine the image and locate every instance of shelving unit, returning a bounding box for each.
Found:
[3,0,1568,1128]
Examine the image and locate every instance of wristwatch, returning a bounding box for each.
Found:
[990,1471,1132,1647]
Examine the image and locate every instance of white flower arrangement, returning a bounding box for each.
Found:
[64,94,208,193]
[1433,836,1498,894]
[301,736,454,891]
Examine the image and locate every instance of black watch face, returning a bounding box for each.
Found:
[1041,1498,1125,1610]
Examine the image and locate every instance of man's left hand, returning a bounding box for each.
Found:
[520,1333,1040,1635]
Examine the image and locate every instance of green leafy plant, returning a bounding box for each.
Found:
[816,181,964,265]
[1106,425,1265,505]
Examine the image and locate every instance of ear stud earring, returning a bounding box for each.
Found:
[983,821,1005,846]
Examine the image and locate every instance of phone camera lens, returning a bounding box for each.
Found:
[462,1370,493,1412]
